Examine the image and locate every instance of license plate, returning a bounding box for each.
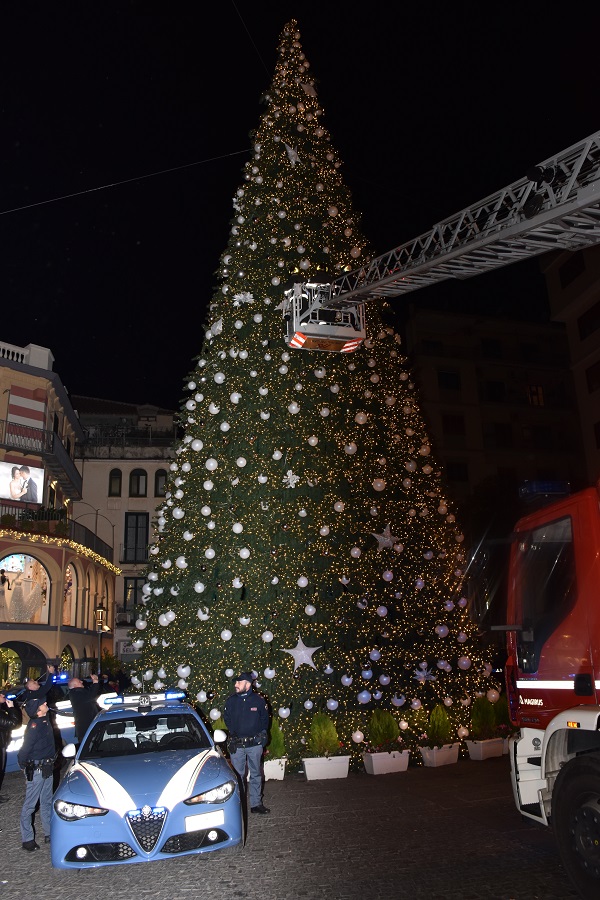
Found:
[184,809,225,832]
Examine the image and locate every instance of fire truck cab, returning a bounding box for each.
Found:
[505,482,600,897]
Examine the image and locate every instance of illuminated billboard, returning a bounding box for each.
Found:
[0,461,43,504]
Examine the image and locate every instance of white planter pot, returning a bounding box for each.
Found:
[302,755,350,780]
[363,750,410,775]
[465,738,504,760]
[419,744,459,767]
[263,758,287,780]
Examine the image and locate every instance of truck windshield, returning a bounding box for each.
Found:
[514,515,576,673]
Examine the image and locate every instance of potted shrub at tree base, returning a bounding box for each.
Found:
[493,693,517,754]
[302,712,350,780]
[263,717,287,781]
[363,709,410,774]
[419,704,459,767]
[465,697,504,760]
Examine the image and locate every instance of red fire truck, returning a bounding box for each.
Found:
[505,481,600,898]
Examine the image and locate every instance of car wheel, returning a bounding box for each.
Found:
[552,753,600,898]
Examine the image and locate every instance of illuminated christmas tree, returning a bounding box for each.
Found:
[132,20,495,766]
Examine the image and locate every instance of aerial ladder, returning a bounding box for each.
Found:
[282,130,600,352]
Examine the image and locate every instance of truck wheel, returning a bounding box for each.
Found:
[552,754,600,898]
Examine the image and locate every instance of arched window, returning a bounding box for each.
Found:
[62,563,77,626]
[154,469,167,497]
[60,645,74,674]
[0,553,50,625]
[108,468,122,497]
[129,469,147,497]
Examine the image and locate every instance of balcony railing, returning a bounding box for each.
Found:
[0,504,113,562]
[0,418,51,453]
[0,418,82,499]
[77,424,178,451]
[48,431,83,497]
[115,605,135,627]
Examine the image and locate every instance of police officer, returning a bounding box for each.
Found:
[223,672,270,814]
[0,689,22,802]
[18,663,56,707]
[68,673,102,744]
[18,698,56,850]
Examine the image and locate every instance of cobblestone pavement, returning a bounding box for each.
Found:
[0,756,580,900]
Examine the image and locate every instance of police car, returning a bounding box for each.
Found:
[50,691,243,868]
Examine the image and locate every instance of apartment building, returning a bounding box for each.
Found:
[403,307,586,503]
[0,342,117,684]
[542,245,600,484]
[70,396,178,663]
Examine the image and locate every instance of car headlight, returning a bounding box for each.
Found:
[184,780,236,805]
[54,799,109,821]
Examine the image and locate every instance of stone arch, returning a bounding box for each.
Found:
[0,639,47,683]
[0,552,50,624]
[60,644,75,674]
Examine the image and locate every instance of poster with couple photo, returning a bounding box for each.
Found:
[0,460,43,504]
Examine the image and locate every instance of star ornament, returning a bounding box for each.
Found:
[371,524,399,552]
[281,636,321,671]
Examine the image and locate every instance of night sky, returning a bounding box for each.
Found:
[1,2,597,409]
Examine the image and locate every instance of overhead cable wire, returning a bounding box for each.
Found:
[0,149,248,217]
[3,4,278,219]
[230,0,271,76]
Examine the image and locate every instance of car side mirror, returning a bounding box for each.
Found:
[62,743,77,758]
[212,729,227,744]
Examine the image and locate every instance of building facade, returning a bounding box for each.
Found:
[402,307,587,636]
[0,342,118,685]
[542,245,600,484]
[70,396,177,664]
[403,307,586,502]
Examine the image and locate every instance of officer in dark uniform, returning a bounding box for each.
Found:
[223,672,270,814]
[0,689,22,801]
[67,673,102,744]
[18,698,56,850]
[17,663,57,707]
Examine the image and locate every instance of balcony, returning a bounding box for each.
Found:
[77,424,178,455]
[0,504,113,562]
[0,418,82,500]
[115,605,135,627]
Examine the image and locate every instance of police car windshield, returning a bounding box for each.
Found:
[79,712,211,759]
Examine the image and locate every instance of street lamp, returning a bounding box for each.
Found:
[73,512,115,542]
[71,500,115,542]
[95,602,110,676]
[71,505,116,562]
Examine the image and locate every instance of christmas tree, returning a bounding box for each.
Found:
[131,20,496,767]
